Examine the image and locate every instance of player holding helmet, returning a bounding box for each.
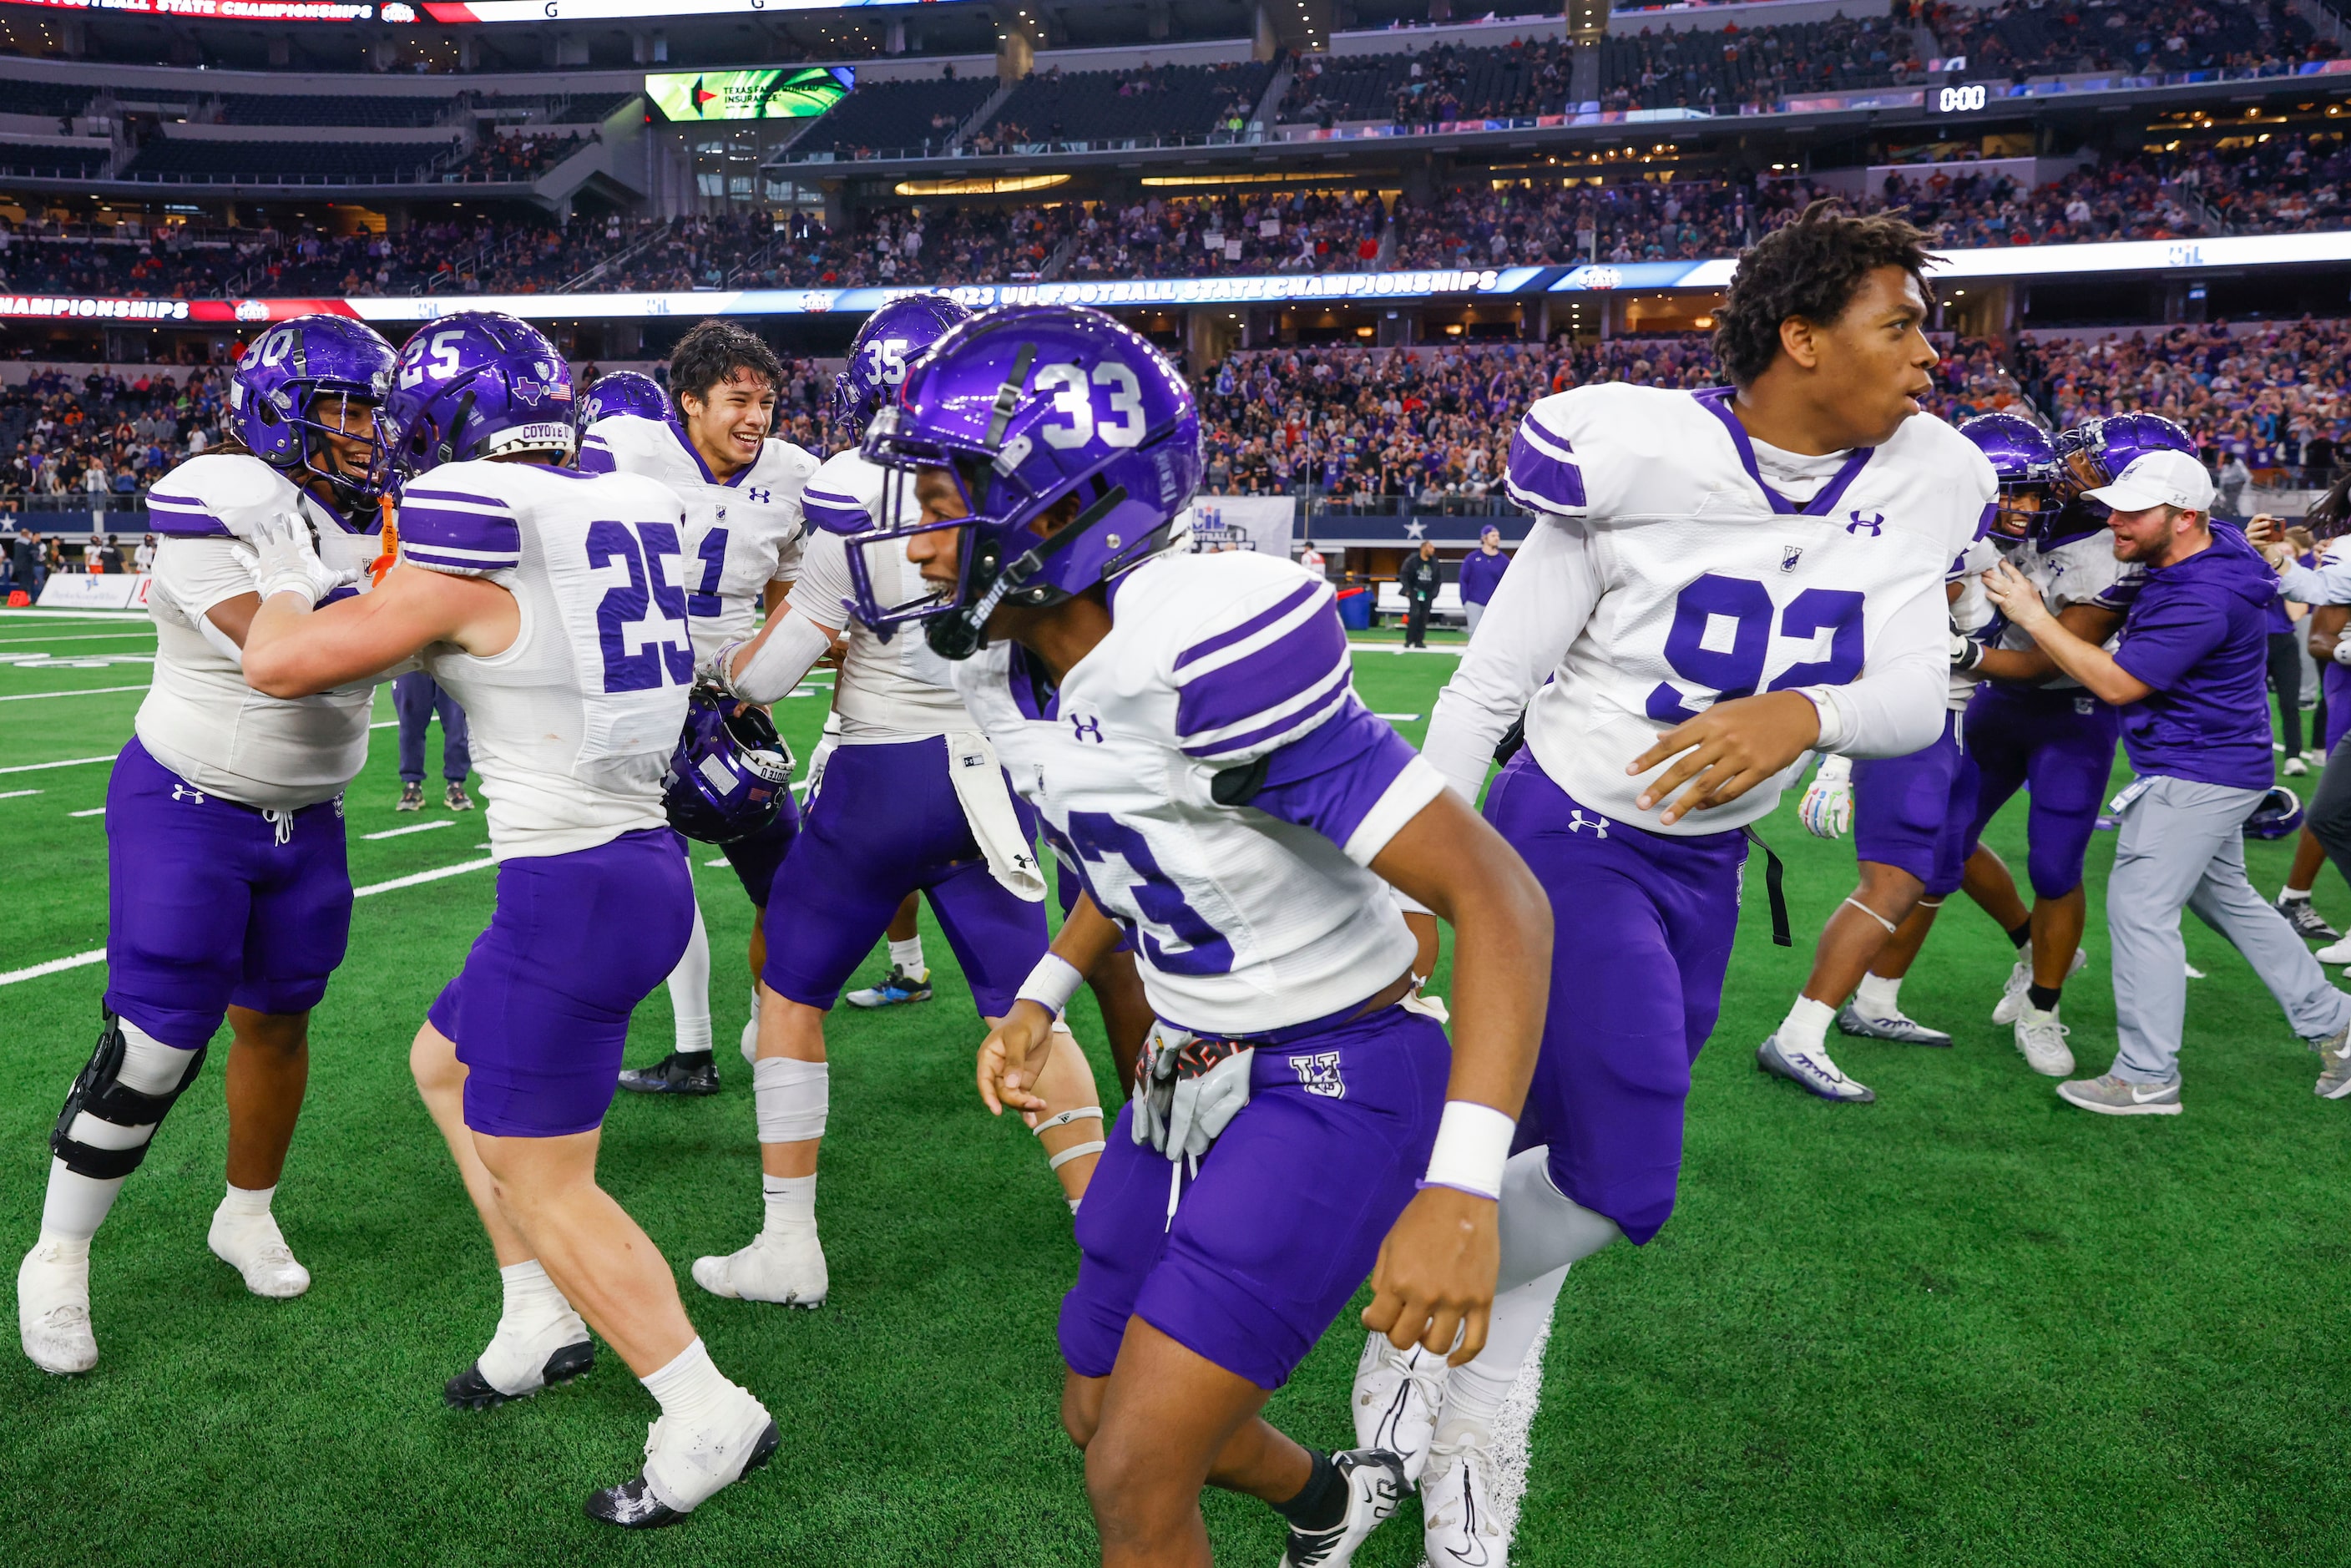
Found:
[839,301,1550,1568]
[18,315,397,1378]
[237,312,776,1527]
[689,294,1109,1311]
[578,323,819,1096]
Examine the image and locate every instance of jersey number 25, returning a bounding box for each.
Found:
[588,519,695,694]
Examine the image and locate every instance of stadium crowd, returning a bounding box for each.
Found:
[1923,0,2319,81]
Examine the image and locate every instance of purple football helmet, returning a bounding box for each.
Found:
[2247,783,2305,840]
[663,690,796,843]
[831,293,973,438]
[2060,412,2196,498]
[376,311,578,488]
[851,305,1201,660]
[228,314,397,512]
[1960,413,2061,539]
[576,370,672,432]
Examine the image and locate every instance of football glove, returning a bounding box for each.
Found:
[1950,625,1986,675]
[1799,754,1853,840]
[1130,1026,1253,1161]
[245,510,355,607]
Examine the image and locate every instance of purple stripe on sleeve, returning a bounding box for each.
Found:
[397,503,521,559]
[1175,597,1349,743]
[1181,684,1350,761]
[1239,700,1418,850]
[576,441,618,475]
[398,488,513,509]
[404,545,517,572]
[1504,424,1586,513]
[145,503,233,539]
[1172,578,1322,672]
[802,495,869,534]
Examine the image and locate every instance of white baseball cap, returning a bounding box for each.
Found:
[2084,448,2217,514]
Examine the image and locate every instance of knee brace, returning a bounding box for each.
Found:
[50,1011,207,1181]
[752,1057,828,1145]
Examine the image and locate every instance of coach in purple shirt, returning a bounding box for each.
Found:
[1458,524,1509,638]
[1983,448,2351,1116]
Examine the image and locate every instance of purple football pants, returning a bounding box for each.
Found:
[1482,751,1743,1246]
[761,736,1046,1017]
[428,827,693,1137]
[1059,1004,1450,1391]
[104,737,352,1050]
[1963,681,2121,900]
[1852,711,1977,898]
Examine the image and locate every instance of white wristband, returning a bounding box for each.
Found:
[1795,685,1849,752]
[1421,1100,1514,1201]
[1016,952,1084,1015]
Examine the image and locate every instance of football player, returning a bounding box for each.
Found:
[844,302,1551,1568]
[239,313,775,1527]
[18,315,397,1377]
[691,295,1110,1308]
[578,326,819,1095]
[1405,204,1995,1565]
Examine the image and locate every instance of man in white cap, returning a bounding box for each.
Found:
[1984,448,2351,1113]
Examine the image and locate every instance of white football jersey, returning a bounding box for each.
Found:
[1947,535,2001,711]
[578,413,818,658]
[1989,526,2138,690]
[791,449,969,742]
[397,459,695,859]
[1428,383,1995,832]
[139,453,379,809]
[953,550,1441,1035]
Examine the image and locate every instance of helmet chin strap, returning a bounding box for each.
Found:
[925,485,1128,662]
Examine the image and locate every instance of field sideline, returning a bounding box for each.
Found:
[3,607,2348,1566]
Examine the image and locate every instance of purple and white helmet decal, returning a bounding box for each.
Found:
[851,304,1202,660]
[576,370,672,432]
[831,292,973,438]
[663,690,794,843]
[377,311,577,488]
[227,313,397,510]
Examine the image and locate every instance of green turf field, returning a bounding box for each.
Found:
[3,609,2348,1567]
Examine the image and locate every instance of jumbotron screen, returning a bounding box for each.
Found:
[646,66,853,123]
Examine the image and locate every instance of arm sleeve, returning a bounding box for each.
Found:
[2280,557,2351,606]
[1421,513,1600,802]
[783,530,855,633]
[726,609,836,706]
[1804,569,1947,759]
[395,482,523,578]
[1239,698,1446,866]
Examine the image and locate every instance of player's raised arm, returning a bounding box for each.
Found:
[1360,789,1551,1364]
[242,534,517,699]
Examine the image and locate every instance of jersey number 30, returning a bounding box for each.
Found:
[588,519,695,694]
[1645,574,1865,723]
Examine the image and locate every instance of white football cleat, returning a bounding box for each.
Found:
[1351,1334,1448,1484]
[447,1308,596,1409]
[692,1229,827,1308]
[207,1206,311,1299]
[585,1383,781,1528]
[1279,1448,1407,1567]
[1992,948,2089,1026]
[2013,1006,2075,1077]
[1421,1429,1509,1568]
[18,1239,97,1376]
[1756,1034,1874,1103]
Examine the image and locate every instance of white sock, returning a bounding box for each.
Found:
[2283,887,2313,903]
[888,934,925,975]
[217,1182,275,1221]
[40,1020,195,1243]
[1853,972,1904,1019]
[761,1173,817,1238]
[1777,996,1835,1055]
[665,898,713,1055]
[1438,1263,1568,1444]
[497,1258,569,1333]
[641,1336,738,1430]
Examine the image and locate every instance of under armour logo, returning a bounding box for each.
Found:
[170,783,206,806]
[746,487,772,506]
[1291,1050,1346,1100]
[1069,714,1104,744]
[1012,852,1035,873]
[1844,510,1885,537]
[1568,810,1610,837]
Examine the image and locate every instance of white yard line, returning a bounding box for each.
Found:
[0,631,157,645]
[0,684,148,702]
[0,755,116,776]
[0,949,105,987]
[361,821,455,841]
[369,720,399,729]
[1373,712,1422,722]
[68,807,106,818]
[0,788,41,800]
[352,857,495,898]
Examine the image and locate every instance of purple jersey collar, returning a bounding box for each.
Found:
[1693,388,1875,518]
[670,421,756,489]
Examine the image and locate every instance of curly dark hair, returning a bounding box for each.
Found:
[1712,200,1938,387]
[669,319,784,412]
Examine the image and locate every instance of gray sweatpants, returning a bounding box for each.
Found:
[1464,601,1486,639]
[2108,774,2351,1084]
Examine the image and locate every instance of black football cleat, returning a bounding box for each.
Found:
[443,1338,594,1410]
[617,1050,720,1096]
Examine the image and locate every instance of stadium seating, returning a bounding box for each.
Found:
[1600,13,1926,111]
[786,75,997,158]
[1279,42,1573,127]
[1926,0,2312,78]
[975,61,1275,148]
[0,74,99,121]
[213,94,446,129]
[0,140,109,180]
[121,138,454,184]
